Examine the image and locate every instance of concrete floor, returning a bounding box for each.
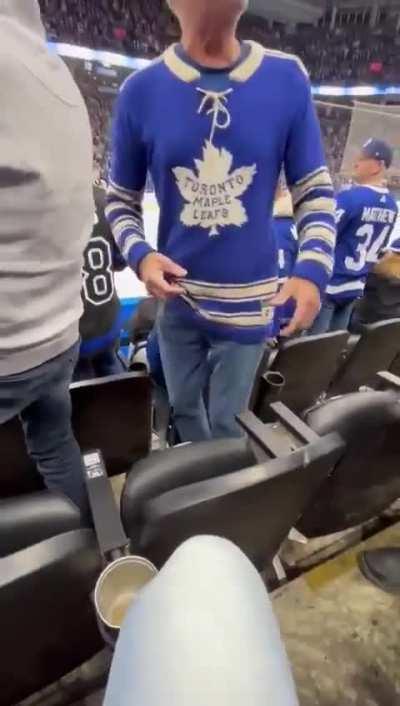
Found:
[275,522,400,705]
[21,523,400,706]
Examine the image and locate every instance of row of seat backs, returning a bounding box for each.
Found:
[0,371,152,499]
[252,319,400,421]
[123,426,343,568]
[0,408,343,704]
[0,491,103,705]
[2,385,400,703]
[121,387,400,562]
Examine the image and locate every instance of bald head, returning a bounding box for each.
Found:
[168,0,248,26]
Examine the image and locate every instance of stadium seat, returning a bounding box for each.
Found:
[251,331,349,421]
[0,371,152,498]
[71,371,152,476]
[390,352,400,377]
[0,416,39,498]
[328,319,400,397]
[121,410,344,568]
[0,492,102,705]
[297,389,400,537]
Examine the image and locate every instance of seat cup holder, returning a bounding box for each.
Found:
[264,371,285,389]
[83,450,158,647]
[94,554,158,645]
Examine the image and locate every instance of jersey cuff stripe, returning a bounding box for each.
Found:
[108,179,145,201]
[298,230,336,249]
[105,202,143,219]
[112,217,144,237]
[106,196,143,216]
[121,234,147,259]
[297,250,333,274]
[291,166,330,190]
[295,198,335,224]
[292,179,334,203]
[300,221,336,236]
[295,187,335,209]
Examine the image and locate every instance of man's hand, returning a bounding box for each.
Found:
[272,277,321,336]
[139,252,187,300]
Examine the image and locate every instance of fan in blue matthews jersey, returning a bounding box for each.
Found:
[309,138,399,335]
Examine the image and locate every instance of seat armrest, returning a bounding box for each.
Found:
[0,491,83,558]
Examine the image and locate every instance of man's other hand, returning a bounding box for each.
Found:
[139,252,187,300]
[272,277,321,336]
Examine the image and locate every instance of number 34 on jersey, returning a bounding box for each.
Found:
[327,186,398,300]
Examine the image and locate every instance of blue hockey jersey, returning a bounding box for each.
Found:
[107,41,336,344]
[275,216,298,330]
[327,185,398,302]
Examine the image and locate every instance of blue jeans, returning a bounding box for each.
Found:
[0,342,89,521]
[157,308,265,441]
[309,299,355,335]
[105,537,299,706]
[74,347,124,381]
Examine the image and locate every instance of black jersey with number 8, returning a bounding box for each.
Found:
[80,187,126,348]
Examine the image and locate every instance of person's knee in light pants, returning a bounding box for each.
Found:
[104,536,299,706]
[157,307,265,442]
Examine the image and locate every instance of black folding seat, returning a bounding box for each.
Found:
[0,371,152,499]
[121,406,344,568]
[251,331,349,421]
[70,371,152,476]
[297,388,400,537]
[390,352,400,377]
[0,492,102,705]
[328,319,400,397]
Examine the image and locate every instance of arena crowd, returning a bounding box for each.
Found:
[40,0,400,84]
[39,0,400,183]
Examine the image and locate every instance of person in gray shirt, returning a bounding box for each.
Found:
[0,0,93,520]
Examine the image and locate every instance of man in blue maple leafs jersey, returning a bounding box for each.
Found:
[106,0,336,441]
[310,139,399,335]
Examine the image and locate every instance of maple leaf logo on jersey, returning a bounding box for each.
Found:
[173,141,257,236]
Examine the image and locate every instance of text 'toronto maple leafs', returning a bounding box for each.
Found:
[173,140,257,236]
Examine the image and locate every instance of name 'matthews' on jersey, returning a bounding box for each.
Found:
[327,185,399,302]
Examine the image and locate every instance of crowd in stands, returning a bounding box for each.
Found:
[67,62,114,179]
[41,1,399,185]
[317,104,352,186]
[40,0,176,56]
[40,0,400,84]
